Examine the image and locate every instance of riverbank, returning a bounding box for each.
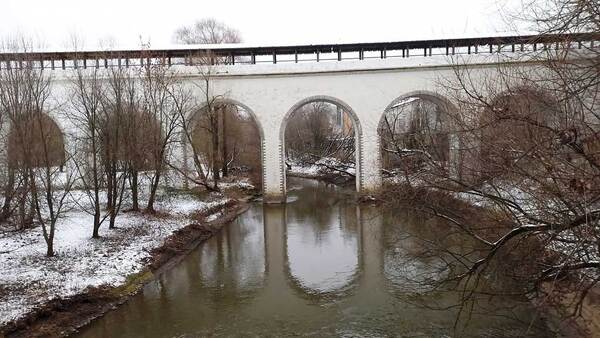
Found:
[0,181,256,338]
[374,181,600,337]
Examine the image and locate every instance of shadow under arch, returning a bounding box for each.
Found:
[478,86,563,180]
[378,90,461,179]
[7,112,66,169]
[280,95,363,193]
[486,86,562,117]
[186,98,266,193]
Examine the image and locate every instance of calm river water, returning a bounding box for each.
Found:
[78,178,552,337]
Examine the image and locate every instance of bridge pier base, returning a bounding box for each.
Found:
[357,126,382,195]
[263,129,286,204]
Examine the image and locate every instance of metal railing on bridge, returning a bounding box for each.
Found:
[0,33,598,70]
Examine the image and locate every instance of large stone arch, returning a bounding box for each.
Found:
[184,98,266,193]
[280,95,363,194]
[378,90,461,179]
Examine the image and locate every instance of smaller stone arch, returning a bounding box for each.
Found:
[477,87,562,180]
[280,95,363,193]
[191,98,265,144]
[185,98,265,192]
[7,113,66,169]
[378,90,460,179]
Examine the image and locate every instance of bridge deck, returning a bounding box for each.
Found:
[0,33,598,70]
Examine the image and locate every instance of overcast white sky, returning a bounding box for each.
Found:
[2,0,529,50]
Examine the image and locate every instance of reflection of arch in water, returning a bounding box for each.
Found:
[186,98,265,191]
[282,196,362,299]
[378,91,460,178]
[280,95,363,193]
[7,113,66,169]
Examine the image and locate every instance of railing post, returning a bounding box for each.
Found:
[316,50,320,62]
[295,50,298,63]
[337,49,341,61]
[272,51,277,64]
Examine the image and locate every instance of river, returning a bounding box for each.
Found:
[78,178,552,337]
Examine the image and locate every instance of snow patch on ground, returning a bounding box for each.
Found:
[0,190,230,326]
[288,158,355,178]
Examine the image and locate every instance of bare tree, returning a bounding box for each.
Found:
[285,102,356,179]
[173,18,242,45]
[67,64,109,238]
[140,58,181,212]
[100,65,139,224]
[380,0,600,330]
[0,38,74,256]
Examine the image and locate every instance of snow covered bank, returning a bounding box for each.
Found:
[0,182,252,327]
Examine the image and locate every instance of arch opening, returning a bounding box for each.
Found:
[187,100,264,192]
[378,92,456,184]
[282,96,361,193]
[8,112,66,170]
[477,88,562,181]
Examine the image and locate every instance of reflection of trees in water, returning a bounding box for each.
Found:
[382,208,550,336]
[197,206,265,298]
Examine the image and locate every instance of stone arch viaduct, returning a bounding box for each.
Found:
[1,33,598,203]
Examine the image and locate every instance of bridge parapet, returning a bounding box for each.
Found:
[0,33,598,71]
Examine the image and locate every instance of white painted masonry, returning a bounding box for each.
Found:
[37,54,535,203]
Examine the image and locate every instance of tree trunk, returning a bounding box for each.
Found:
[45,228,55,257]
[0,168,15,222]
[212,118,220,189]
[131,169,139,211]
[106,164,113,211]
[92,197,101,238]
[221,107,228,177]
[146,171,161,212]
